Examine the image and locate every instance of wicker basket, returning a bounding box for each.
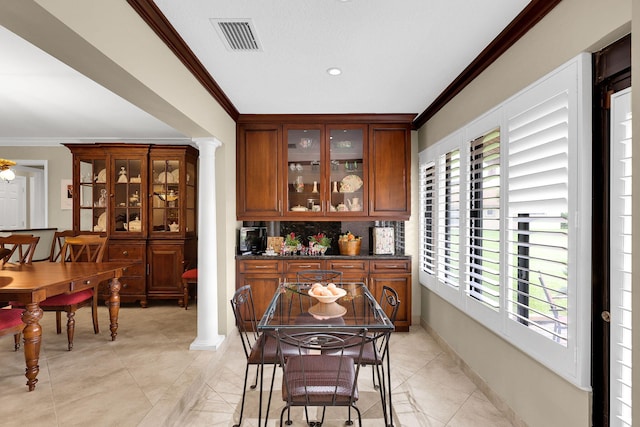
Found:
[338,239,362,256]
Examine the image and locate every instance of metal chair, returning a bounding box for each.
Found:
[275,327,369,427]
[230,285,301,427]
[40,235,107,350]
[295,269,343,285]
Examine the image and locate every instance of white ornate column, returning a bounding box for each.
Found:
[190,137,225,350]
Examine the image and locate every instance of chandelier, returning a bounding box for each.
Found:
[0,158,16,182]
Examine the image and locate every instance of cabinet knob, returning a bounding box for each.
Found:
[122,283,128,288]
[122,250,128,256]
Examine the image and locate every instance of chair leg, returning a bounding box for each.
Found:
[233,364,250,427]
[13,332,21,351]
[66,309,76,351]
[55,311,62,334]
[91,290,99,334]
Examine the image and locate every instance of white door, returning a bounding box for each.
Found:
[0,176,27,230]
[609,87,632,427]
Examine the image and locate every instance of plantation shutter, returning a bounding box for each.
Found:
[506,90,570,345]
[609,88,632,427]
[465,129,501,308]
[437,149,461,289]
[420,161,436,274]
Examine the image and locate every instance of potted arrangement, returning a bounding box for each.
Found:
[308,233,331,255]
[338,231,361,256]
[283,232,302,254]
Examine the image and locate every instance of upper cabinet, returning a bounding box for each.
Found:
[369,124,411,217]
[237,115,412,221]
[236,123,282,218]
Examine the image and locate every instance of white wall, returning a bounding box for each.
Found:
[416,0,632,426]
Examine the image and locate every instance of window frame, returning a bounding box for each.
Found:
[418,53,592,388]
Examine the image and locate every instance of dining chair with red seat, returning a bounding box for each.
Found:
[0,234,40,266]
[40,234,108,350]
[181,267,198,310]
[0,308,24,351]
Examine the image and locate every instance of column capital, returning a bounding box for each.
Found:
[193,137,222,150]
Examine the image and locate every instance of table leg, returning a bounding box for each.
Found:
[107,276,121,341]
[21,303,43,391]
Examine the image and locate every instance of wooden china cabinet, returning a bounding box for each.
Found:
[65,143,198,307]
[236,114,412,221]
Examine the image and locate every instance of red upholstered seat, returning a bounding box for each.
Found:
[0,308,24,351]
[0,308,23,329]
[182,268,198,280]
[181,268,198,310]
[40,289,94,307]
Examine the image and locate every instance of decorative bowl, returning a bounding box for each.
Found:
[308,285,346,304]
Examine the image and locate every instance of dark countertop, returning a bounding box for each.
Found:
[236,254,411,260]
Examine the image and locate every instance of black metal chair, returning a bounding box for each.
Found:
[230,285,300,427]
[275,327,369,427]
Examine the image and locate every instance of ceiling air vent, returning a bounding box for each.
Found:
[211,19,262,51]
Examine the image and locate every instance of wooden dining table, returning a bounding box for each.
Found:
[0,261,133,391]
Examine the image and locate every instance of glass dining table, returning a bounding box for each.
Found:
[257,281,396,426]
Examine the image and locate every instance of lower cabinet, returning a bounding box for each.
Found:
[236,259,283,330]
[147,241,186,306]
[100,238,196,307]
[102,241,148,307]
[236,257,411,331]
[369,259,412,332]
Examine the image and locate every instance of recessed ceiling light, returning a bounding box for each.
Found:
[327,67,342,76]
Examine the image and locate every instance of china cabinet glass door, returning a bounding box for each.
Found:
[151,160,180,233]
[78,158,107,232]
[328,125,365,215]
[112,158,144,233]
[286,126,323,214]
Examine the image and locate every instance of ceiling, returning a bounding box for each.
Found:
[0,0,532,144]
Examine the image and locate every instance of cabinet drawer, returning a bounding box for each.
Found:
[119,277,146,294]
[108,244,145,261]
[284,260,325,273]
[370,259,410,273]
[327,259,369,273]
[238,260,282,274]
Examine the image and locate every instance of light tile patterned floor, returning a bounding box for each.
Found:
[1,303,514,427]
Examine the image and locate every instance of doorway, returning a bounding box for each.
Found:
[592,34,631,427]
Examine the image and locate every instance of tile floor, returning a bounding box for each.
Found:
[1,303,514,427]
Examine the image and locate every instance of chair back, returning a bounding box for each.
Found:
[0,234,40,266]
[379,285,400,324]
[230,285,261,361]
[49,230,78,262]
[60,235,107,263]
[276,328,367,408]
[296,269,343,284]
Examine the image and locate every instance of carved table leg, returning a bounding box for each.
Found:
[107,276,121,341]
[66,311,76,351]
[22,303,43,391]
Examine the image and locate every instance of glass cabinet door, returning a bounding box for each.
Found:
[185,161,196,234]
[286,126,323,214]
[113,158,144,233]
[328,125,365,215]
[151,160,180,233]
[78,158,107,232]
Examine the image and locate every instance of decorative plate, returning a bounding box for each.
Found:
[157,171,175,184]
[96,169,107,183]
[171,169,180,183]
[339,174,363,193]
[97,212,107,231]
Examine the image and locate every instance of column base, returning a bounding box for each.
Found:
[189,335,225,351]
